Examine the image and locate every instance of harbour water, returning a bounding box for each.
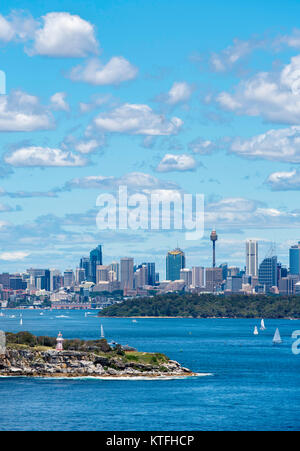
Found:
[0,310,300,431]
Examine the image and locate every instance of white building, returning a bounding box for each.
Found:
[246,240,258,277]
[192,266,205,288]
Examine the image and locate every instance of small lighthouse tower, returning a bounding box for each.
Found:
[56,332,64,351]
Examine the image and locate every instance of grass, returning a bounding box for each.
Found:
[124,351,169,365]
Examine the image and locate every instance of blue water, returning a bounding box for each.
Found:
[0,310,300,431]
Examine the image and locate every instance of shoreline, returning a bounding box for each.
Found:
[0,372,206,380]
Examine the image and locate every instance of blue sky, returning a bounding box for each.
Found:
[1,0,300,276]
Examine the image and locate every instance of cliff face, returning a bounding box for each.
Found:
[0,349,194,378]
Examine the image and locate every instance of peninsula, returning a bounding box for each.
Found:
[0,332,196,378]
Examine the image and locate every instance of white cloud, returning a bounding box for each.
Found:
[189,137,217,155]
[92,103,183,135]
[74,138,103,154]
[62,172,179,192]
[50,92,69,111]
[156,153,197,172]
[0,251,29,261]
[30,12,98,57]
[166,82,193,105]
[266,169,300,190]
[0,90,53,132]
[217,54,300,124]
[210,38,266,72]
[5,146,86,167]
[230,126,300,163]
[69,57,138,85]
[0,15,15,42]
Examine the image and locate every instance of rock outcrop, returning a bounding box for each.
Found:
[0,349,195,378]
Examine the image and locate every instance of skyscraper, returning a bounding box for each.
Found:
[289,242,300,275]
[80,257,90,281]
[63,269,75,288]
[120,257,134,290]
[89,245,103,283]
[180,268,192,287]
[192,267,205,288]
[246,240,258,276]
[166,248,185,281]
[258,256,278,292]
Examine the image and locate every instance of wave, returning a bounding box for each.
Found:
[0,373,213,381]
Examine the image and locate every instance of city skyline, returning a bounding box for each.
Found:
[1,1,300,276]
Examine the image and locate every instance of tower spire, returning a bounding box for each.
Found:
[210,229,218,268]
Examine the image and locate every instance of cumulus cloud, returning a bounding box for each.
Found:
[165,82,193,105]
[230,126,300,163]
[205,196,298,229]
[0,90,53,132]
[156,153,197,172]
[50,92,69,111]
[69,57,138,85]
[30,12,98,57]
[0,12,38,43]
[5,146,87,167]
[217,54,300,124]
[266,169,300,190]
[188,137,217,155]
[0,251,29,261]
[61,172,179,192]
[92,103,183,136]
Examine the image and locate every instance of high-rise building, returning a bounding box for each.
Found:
[166,248,185,281]
[246,240,258,277]
[134,265,148,288]
[180,268,192,287]
[75,268,86,285]
[63,269,75,288]
[90,245,103,283]
[141,262,156,286]
[258,256,278,292]
[192,267,205,288]
[80,257,90,281]
[110,262,120,281]
[205,267,223,292]
[120,257,134,290]
[96,265,110,284]
[225,276,242,293]
[289,243,300,275]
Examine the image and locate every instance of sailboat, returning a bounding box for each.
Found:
[20,314,23,326]
[0,311,4,317]
[273,328,282,344]
[260,319,266,331]
[254,326,259,335]
[101,324,105,339]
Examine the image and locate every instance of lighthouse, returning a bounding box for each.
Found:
[56,332,64,351]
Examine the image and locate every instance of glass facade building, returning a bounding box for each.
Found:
[290,243,300,275]
[258,256,278,292]
[166,249,185,281]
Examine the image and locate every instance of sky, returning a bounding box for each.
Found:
[1,0,300,277]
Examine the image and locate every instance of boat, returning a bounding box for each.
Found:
[273,328,282,344]
[254,326,259,335]
[0,311,4,317]
[101,324,105,339]
[20,315,23,326]
[260,319,266,331]
[132,319,137,323]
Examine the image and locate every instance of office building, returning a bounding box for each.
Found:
[192,267,205,288]
[205,267,223,292]
[258,256,278,292]
[121,257,134,290]
[75,268,86,285]
[90,245,103,283]
[63,269,75,288]
[166,248,185,281]
[246,240,258,277]
[110,262,120,281]
[290,243,300,275]
[96,265,110,284]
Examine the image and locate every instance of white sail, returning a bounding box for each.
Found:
[273,328,282,344]
[101,324,105,338]
[254,326,259,335]
[20,315,23,326]
[260,319,266,330]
